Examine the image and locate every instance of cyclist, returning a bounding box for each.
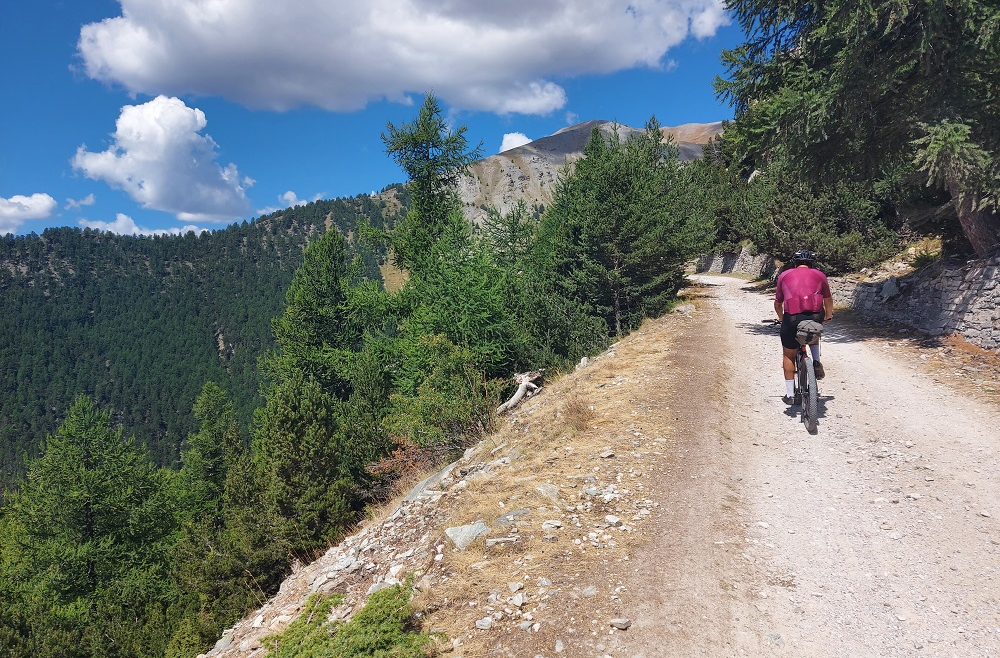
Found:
[774,249,833,405]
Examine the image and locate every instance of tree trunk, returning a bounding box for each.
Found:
[613,288,622,337]
[949,181,1000,257]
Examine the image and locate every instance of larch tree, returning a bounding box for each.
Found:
[381,93,482,273]
[717,0,1000,256]
[0,396,175,658]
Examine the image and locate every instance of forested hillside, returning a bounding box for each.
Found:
[0,93,721,658]
[0,189,402,488]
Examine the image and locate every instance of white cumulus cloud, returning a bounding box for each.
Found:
[79,213,207,236]
[256,190,324,216]
[77,0,730,115]
[72,96,252,222]
[278,190,325,207]
[500,132,532,152]
[0,193,58,234]
[65,193,97,210]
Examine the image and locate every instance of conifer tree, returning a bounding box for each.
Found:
[372,94,511,451]
[717,0,1000,255]
[251,374,358,552]
[0,396,175,657]
[264,229,358,397]
[539,119,713,336]
[381,93,482,272]
[175,381,242,520]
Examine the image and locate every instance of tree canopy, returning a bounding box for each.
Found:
[717,0,1000,255]
[381,93,482,271]
[538,120,714,335]
[0,396,175,657]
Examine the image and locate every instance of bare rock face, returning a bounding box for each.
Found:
[458,120,724,225]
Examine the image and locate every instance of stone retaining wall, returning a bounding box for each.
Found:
[695,245,775,278]
[696,246,1000,351]
[830,253,1000,350]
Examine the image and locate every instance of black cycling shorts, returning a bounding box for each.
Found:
[780,312,824,350]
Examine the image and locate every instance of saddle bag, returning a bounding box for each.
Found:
[796,320,824,346]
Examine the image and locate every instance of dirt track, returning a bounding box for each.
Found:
[621,274,1000,657]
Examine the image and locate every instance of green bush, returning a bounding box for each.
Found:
[735,160,899,273]
[386,334,499,450]
[263,584,431,658]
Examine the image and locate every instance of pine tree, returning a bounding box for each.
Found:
[717,0,1000,256]
[539,120,712,336]
[251,374,359,553]
[0,396,175,657]
[166,385,284,658]
[264,228,359,397]
[174,381,242,520]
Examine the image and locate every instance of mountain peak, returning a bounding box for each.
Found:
[459,120,724,223]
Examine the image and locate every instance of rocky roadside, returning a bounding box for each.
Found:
[202,303,702,658]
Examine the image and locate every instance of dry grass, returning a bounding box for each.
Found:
[380,261,409,292]
[558,394,595,434]
[401,309,697,656]
[905,236,944,269]
[360,462,444,527]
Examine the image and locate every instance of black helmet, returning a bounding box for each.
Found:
[791,249,816,266]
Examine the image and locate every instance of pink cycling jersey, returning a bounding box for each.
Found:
[775,267,831,315]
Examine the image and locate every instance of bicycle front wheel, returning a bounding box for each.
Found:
[803,357,818,433]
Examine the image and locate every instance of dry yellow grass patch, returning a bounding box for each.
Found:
[379,261,408,292]
[406,310,698,656]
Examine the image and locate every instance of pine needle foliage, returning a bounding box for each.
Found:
[717,0,1000,255]
[537,119,715,336]
[263,584,432,658]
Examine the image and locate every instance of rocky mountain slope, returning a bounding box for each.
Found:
[457,121,724,224]
[200,299,703,658]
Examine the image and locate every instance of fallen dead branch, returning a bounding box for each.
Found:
[496,370,544,415]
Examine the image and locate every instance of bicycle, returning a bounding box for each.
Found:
[764,318,820,433]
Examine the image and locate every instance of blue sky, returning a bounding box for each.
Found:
[1,0,744,237]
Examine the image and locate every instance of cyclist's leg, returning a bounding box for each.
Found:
[779,314,800,400]
[810,338,825,380]
[782,346,797,380]
[808,313,823,361]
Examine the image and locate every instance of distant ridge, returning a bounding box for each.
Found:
[458,120,724,223]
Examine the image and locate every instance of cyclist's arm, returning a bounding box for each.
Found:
[823,296,834,322]
[774,300,783,322]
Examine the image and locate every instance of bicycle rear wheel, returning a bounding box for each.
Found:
[803,357,818,432]
[795,353,806,406]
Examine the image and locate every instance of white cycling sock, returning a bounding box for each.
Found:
[785,380,795,397]
[810,343,821,361]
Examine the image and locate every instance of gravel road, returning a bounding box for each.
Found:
[623,274,1000,658]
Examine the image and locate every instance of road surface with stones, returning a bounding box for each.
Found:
[620,274,1000,657]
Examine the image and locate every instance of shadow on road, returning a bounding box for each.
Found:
[736,319,866,346]
[781,395,835,433]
